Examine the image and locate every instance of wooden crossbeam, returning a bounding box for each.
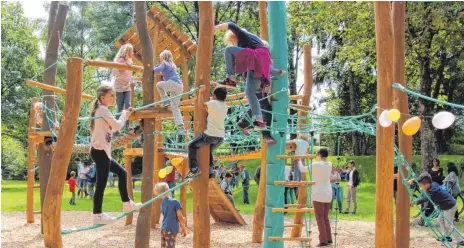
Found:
[268,237,312,242]
[290,104,312,111]
[276,154,316,160]
[128,107,174,120]
[26,80,93,100]
[33,211,42,215]
[272,208,314,213]
[86,60,143,72]
[33,185,40,189]
[284,204,308,208]
[123,148,143,156]
[284,224,305,228]
[29,131,53,138]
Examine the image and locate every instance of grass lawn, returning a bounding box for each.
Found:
[2,155,463,229]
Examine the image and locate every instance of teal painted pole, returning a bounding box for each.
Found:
[264,2,289,248]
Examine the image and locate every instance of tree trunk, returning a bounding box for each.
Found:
[348,72,361,155]
[134,2,155,247]
[419,58,436,170]
[39,2,67,234]
[288,27,297,139]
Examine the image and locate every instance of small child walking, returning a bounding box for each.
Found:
[154,182,187,248]
[90,85,141,225]
[68,171,77,205]
[113,44,134,122]
[154,50,185,134]
[185,86,228,179]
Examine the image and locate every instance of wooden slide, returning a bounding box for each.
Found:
[208,179,246,225]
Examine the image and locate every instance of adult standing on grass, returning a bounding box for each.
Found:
[443,162,461,222]
[344,160,360,215]
[254,165,261,186]
[241,164,250,204]
[298,147,333,247]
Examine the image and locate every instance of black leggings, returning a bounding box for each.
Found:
[91,148,130,214]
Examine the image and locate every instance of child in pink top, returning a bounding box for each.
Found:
[113,44,134,117]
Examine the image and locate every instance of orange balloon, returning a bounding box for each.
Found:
[402,117,421,136]
[171,158,185,167]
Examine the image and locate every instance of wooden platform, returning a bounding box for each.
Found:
[208,180,246,225]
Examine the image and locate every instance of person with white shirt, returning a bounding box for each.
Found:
[186,86,229,179]
[298,147,333,247]
[284,165,292,207]
[288,134,310,182]
[89,85,141,225]
[344,160,360,214]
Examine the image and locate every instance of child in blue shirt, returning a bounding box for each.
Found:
[154,182,187,248]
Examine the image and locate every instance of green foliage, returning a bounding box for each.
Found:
[1,127,28,179]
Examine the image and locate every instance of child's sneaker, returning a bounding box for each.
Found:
[436,237,452,242]
[123,200,142,213]
[253,120,266,131]
[216,78,238,88]
[93,213,117,225]
[238,126,250,136]
[458,240,464,246]
[185,169,201,179]
[177,125,186,135]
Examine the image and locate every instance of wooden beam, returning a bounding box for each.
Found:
[259,2,269,42]
[86,60,143,72]
[26,80,93,101]
[272,208,314,213]
[374,2,395,247]
[27,98,38,224]
[252,141,267,243]
[276,154,316,160]
[123,148,143,156]
[192,3,213,247]
[268,237,312,242]
[128,108,173,121]
[290,104,312,111]
[134,2,156,247]
[215,150,262,161]
[274,181,315,186]
[42,57,83,248]
[393,2,410,248]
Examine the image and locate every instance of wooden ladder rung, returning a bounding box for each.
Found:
[33,185,40,189]
[274,181,315,186]
[33,160,39,164]
[276,154,316,160]
[33,211,41,214]
[272,208,314,213]
[284,224,305,228]
[284,204,308,208]
[269,237,312,242]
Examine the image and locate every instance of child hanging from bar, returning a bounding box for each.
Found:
[113,44,135,132]
[185,86,228,179]
[89,85,141,225]
[154,50,186,135]
[213,22,271,129]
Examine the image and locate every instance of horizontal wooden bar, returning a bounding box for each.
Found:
[283,224,305,228]
[123,148,143,156]
[284,204,308,208]
[269,237,312,242]
[29,131,53,138]
[276,154,316,160]
[26,80,93,100]
[215,150,261,162]
[289,95,304,100]
[274,181,316,186]
[33,185,40,189]
[128,108,174,121]
[290,103,312,111]
[272,208,314,213]
[33,211,41,215]
[86,60,143,72]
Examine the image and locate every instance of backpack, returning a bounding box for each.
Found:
[445,181,460,197]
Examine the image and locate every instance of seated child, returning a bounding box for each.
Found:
[220,173,235,206]
[154,182,187,248]
[411,172,463,246]
[185,86,228,179]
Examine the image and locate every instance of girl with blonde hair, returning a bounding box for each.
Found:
[113,44,135,122]
[154,50,185,134]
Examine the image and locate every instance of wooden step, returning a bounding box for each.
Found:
[33,211,41,215]
[276,154,316,160]
[274,181,315,186]
[33,160,39,164]
[33,185,40,189]
[284,223,305,228]
[269,237,312,242]
[272,208,314,213]
[284,204,308,208]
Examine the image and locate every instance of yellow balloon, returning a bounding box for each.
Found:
[158,168,167,178]
[402,117,421,136]
[171,158,185,167]
[165,166,174,174]
[387,109,401,122]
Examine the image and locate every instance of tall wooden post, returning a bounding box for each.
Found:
[151,24,162,229]
[26,97,39,223]
[180,115,191,225]
[39,3,67,233]
[43,57,83,248]
[291,44,313,237]
[134,2,156,247]
[393,2,410,248]
[259,2,269,42]
[181,54,189,100]
[125,83,136,225]
[374,2,395,248]
[252,3,270,242]
[263,2,289,248]
[192,2,214,247]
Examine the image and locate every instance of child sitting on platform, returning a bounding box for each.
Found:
[154,50,185,135]
[154,182,187,248]
[185,86,228,179]
[411,172,464,246]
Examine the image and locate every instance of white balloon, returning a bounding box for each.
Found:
[379,110,392,128]
[432,111,456,129]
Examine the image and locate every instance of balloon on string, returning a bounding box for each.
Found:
[402,116,421,136]
[165,166,174,174]
[171,158,185,167]
[379,110,392,128]
[158,168,167,178]
[387,109,401,122]
[432,111,455,129]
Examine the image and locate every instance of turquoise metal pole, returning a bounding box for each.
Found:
[263,2,289,248]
